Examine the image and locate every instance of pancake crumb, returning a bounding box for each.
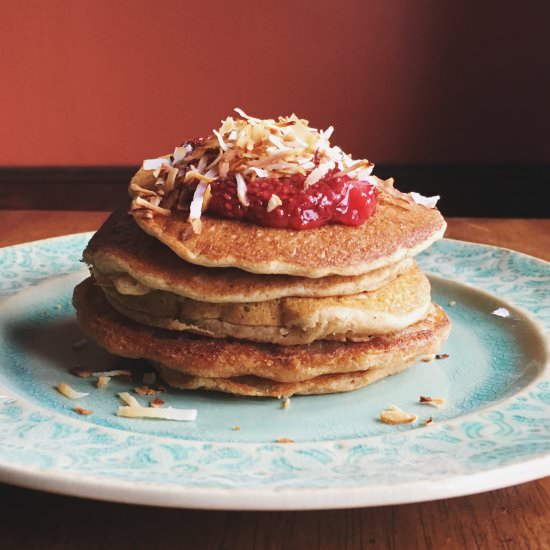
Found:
[435,353,449,360]
[276,437,295,443]
[448,300,456,306]
[231,425,241,431]
[423,416,433,426]
[150,398,165,408]
[420,354,436,363]
[281,397,290,410]
[134,386,158,396]
[74,406,93,416]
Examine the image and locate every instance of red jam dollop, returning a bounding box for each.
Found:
[205,172,378,230]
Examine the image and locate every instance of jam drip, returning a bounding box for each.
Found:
[205,173,378,230]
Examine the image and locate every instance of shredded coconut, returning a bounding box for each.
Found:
[56,383,89,400]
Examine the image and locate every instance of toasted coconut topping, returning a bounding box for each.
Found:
[380,405,417,425]
[235,173,250,207]
[118,392,141,408]
[275,437,295,443]
[131,108,380,230]
[132,108,441,230]
[267,193,283,212]
[410,192,440,209]
[91,369,132,378]
[74,406,93,416]
[117,406,197,421]
[142,158,170,171]
[96,376,111,389]
[419,396,445,407]
[56,383,89,400]
[188,181,209,233]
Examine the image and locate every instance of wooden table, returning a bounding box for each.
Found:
[1,211,549,550]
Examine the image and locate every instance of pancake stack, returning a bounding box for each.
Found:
[73,112,450,398]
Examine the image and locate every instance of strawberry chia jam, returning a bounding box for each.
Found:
[204,172,378,230]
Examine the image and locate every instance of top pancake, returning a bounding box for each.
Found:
[130,167,446,277]
[86,202,412,302]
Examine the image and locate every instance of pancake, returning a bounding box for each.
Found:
[155,363,422,397]
[99,264,431,345]
[131,167,446,277]
[72,278,450,397]
[86,202,413,302]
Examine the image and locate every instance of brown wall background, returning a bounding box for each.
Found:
[2,1,549,166]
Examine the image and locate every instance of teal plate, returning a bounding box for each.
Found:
[0,234,548,509]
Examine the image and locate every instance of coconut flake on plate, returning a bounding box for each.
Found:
[117,406,197,421]
[56,383,89,400]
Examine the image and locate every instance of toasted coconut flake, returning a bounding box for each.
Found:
[246,166,269,178]
[419,396,445,407]
[117,406,197,421]
[96,376,111,389]
[71,338,88,351]
[142,158,171,171]
[56,383,89,400]
[380,405,417,425]
[202,184,212,212]
[213,129,228,151]
[172,146,188,164]
[90,369,132,378]
[266,194,283,212]
[235,173,250,207]
[118,392,141,408]
[165,167,179,193]
[188,181,209,233]
[303,162,332,189]
[74,406,93,416]
[275,437,295,443]
[410,192,440,209]
[129,183,157,197]
[134,196,172,216]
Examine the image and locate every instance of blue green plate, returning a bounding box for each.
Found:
[0,234,548,509]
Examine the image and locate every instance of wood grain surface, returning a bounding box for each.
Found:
[0,211,549,550]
